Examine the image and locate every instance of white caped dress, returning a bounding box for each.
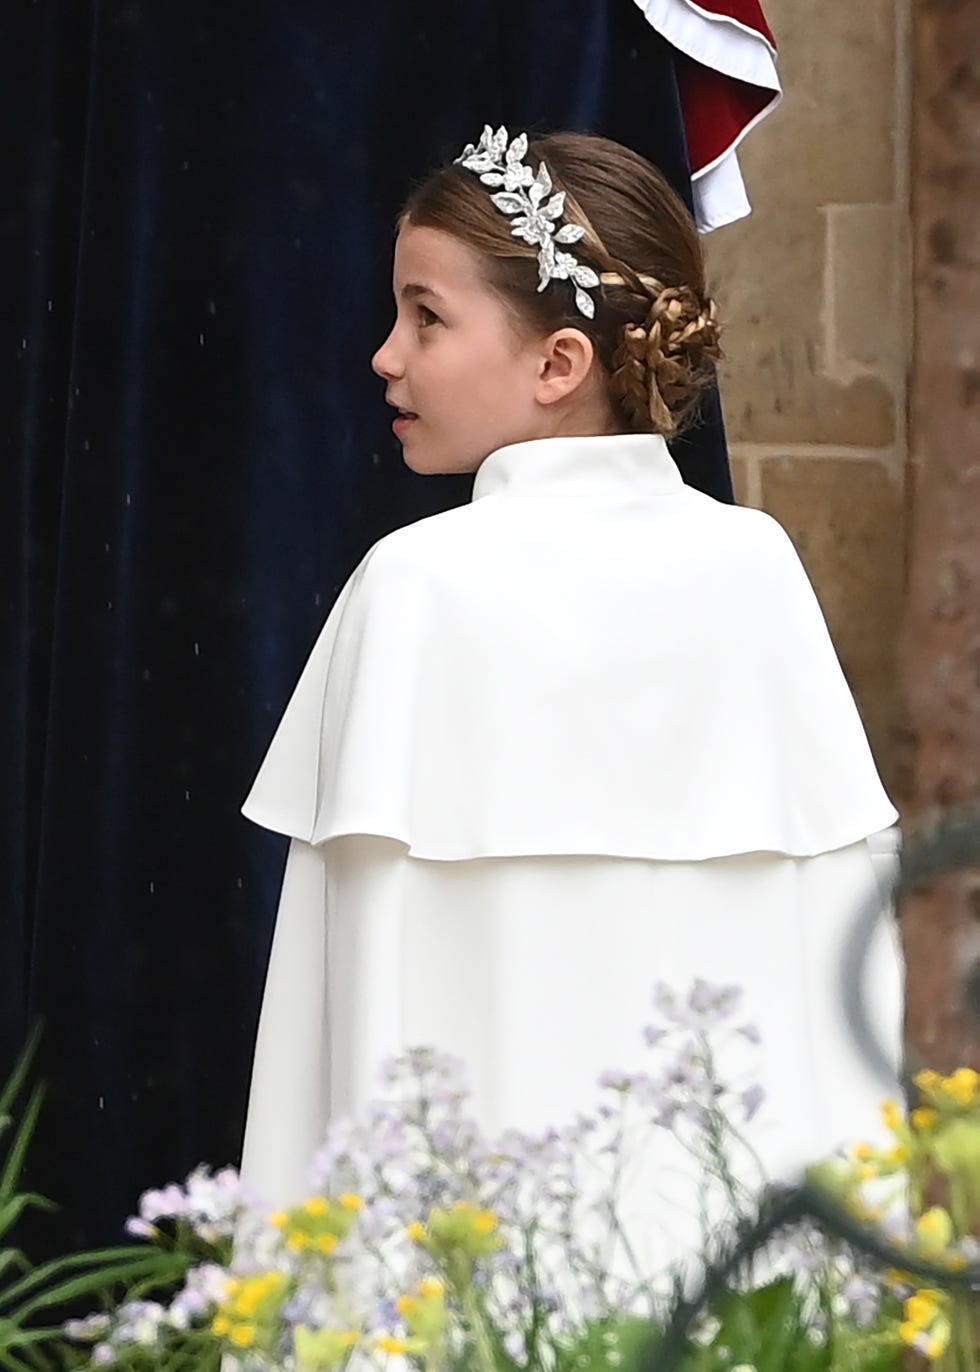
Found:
[239,433,902,1253]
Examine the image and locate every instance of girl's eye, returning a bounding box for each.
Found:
[418,305,440,328]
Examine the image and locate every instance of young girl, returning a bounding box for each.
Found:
[239,129,902,1236]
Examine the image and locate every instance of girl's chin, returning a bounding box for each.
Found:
[399,435,488,477]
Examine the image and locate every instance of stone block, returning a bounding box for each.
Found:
[759,455,907,797]
[741,0,897,207]
[708,206,897,446]
[729,454,754,506]
[825,203,905,383]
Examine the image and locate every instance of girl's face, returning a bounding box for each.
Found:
[372,224,554,475]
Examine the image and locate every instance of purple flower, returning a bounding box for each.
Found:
[597,1070,632,1092]
[124,1217,157,1240]
[688,979,742,1024]
[841,1275,880,1328]
[651,983,680,1020]
[138,1184,186,1221]
[741,1085,765,1121]
[503,1330,527,1362]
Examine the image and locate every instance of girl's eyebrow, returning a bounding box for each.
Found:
[399,282,445,302]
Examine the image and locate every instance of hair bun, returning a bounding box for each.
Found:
[611,285,721,435]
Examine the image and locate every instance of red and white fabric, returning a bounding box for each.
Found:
[633,0,781,232]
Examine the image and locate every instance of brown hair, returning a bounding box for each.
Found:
[402,132,721,437]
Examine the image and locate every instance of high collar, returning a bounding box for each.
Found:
[471,432,684,501]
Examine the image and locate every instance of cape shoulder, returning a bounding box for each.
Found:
[242,492,897,859]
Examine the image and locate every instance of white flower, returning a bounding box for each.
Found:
[64,1313,112,1342]
[115,1300,167,1347]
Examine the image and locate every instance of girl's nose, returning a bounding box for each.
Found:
[371,326,402,380]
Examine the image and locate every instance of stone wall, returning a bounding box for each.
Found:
[704,0,911,798]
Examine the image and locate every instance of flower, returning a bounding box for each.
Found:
[64,1313,112,1342]
[271,1193,362,1261]
[56,982,797,1372]
[211,1271,288,1354]
[898,1287,952,1361]
[915,1207,954,1257]
[420,1202,503,1265]
[294,1325,359,1371]
[914,1067,980,1114]
[881,1099,903,1134]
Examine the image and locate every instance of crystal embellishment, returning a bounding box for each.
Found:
[455,125,601,319]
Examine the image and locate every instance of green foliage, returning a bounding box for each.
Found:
[594,1280,905,1372]
[0,1031,188,1371]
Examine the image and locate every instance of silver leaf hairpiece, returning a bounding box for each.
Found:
[454,125,601,319]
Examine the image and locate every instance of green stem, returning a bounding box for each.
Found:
[950,1291,977,1372]
[459,1282,498,1372]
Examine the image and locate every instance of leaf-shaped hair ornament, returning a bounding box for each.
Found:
[455,125,600,320]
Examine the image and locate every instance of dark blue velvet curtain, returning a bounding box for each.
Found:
[1,0,731,1250]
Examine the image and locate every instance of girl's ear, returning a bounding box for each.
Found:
[535,328,597,407]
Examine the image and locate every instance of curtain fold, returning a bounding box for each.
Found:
[1,0,731,1249]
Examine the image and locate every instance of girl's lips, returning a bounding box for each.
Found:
[392,414,417,439]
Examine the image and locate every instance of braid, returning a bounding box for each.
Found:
[609,285,721,436]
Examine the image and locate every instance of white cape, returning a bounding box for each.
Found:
[240,434,902,1231]
[244,434,897,861]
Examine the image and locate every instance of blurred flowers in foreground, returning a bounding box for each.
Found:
[36,983,979,1370]
[806,1065,980,1371]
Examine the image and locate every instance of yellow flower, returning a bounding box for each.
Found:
[407,1221,427,1243]
[378,1336,408,1356]
[236,1284,263,1316]
[881,1099,903,1133]
[887,1143,910,1166]
[946,1068,979,1108]
[425,1203,503,1262]
[915,1208,954,1256]
[316,1233,340,1255]
[288,1232,311,1252]
[340,1193,365,1212]
[905,1290,942,1330]
[211,1271,288,1356]
[270,1210,289,1229]
[400,1277,449,1345]
[294,1326,360,1371]
[915,1069,943,1096]
[912,1107,939,1132]
[304,1196,330,1217]
[898,1288,952,1362]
